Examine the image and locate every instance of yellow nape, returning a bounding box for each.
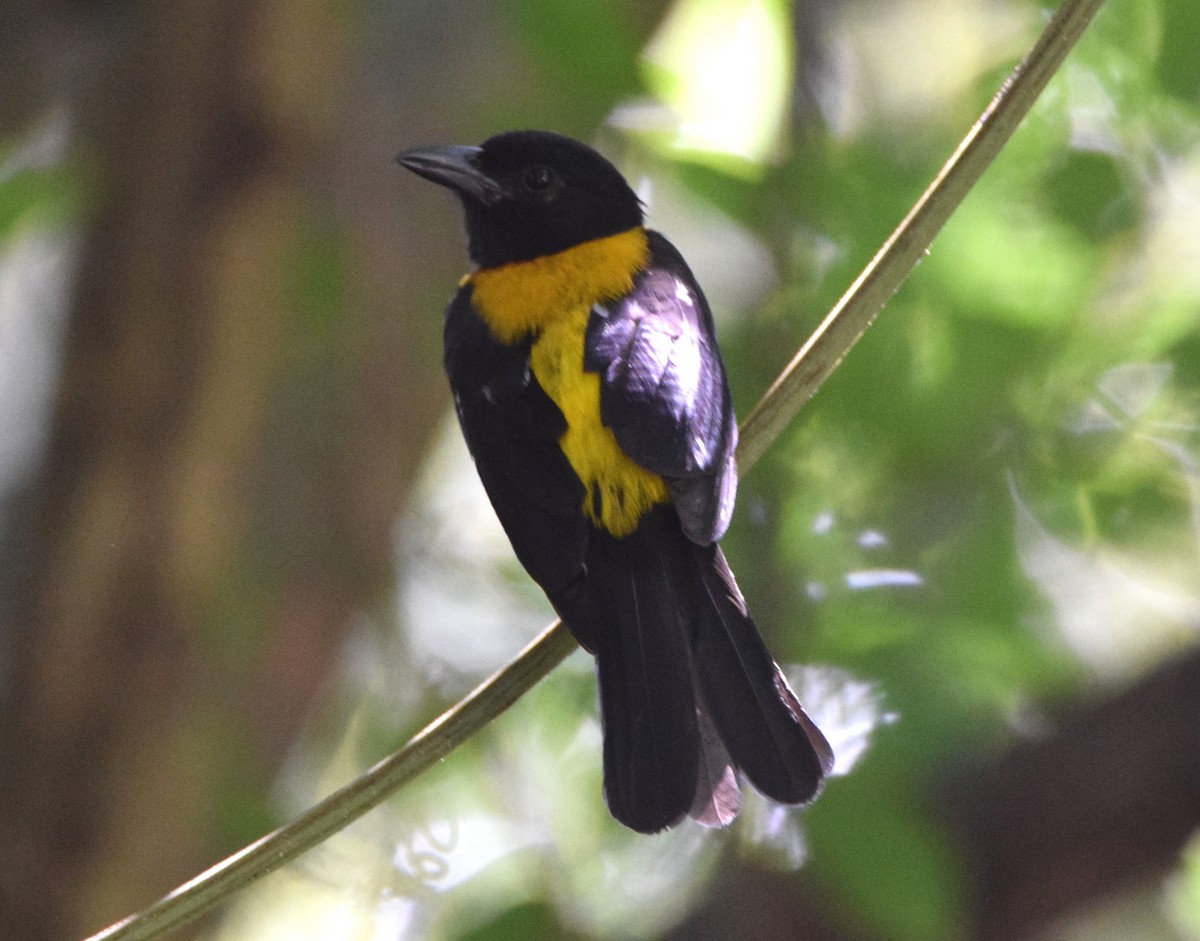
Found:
[531,306,669,538]
[467,228,650,343]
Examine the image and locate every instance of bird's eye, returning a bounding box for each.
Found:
[524,165,557,192]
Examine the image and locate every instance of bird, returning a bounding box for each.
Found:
[396,130,832,833]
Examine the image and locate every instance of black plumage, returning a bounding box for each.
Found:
[585,231,738,545]
[398,130,832,832]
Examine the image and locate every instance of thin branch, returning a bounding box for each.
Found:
[86,621,579,941]
[739,0,1105,469]
[82,1,1106,938]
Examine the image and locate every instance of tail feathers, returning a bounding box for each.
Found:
[590,524,700,833]
[586,508,831,833]
[689,545,833,805]
[689,703,742,827]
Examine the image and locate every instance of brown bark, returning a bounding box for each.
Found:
[948,647,1200,940]
[0,4,382,938]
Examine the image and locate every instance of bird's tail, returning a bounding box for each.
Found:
[687,541,833,807]
[581,506,832,834]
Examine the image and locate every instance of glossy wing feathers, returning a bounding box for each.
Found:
[585,231,737,545]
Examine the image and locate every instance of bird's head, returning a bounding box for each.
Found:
[397,130,644,268]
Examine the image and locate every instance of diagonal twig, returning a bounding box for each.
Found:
[738,0,1105,467]
[82,1,1106,938]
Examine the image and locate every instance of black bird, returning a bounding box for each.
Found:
[397,130,832,833]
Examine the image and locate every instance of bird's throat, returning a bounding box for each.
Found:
[466,227,649,344]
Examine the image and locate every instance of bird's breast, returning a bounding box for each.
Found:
[466,227,667,537]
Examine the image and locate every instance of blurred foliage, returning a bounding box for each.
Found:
[4,0,1199,938]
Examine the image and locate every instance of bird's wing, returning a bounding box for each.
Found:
[584,230,738,545]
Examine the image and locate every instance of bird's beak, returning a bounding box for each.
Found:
[395,145,507,206]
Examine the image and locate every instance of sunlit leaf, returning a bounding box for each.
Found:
[639,0,793,169]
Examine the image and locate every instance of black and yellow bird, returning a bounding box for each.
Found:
[397,130,832,833]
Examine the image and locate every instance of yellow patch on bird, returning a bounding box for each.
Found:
[531,308,669,537]
[467,228,651,344]
[467,227,668,537]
